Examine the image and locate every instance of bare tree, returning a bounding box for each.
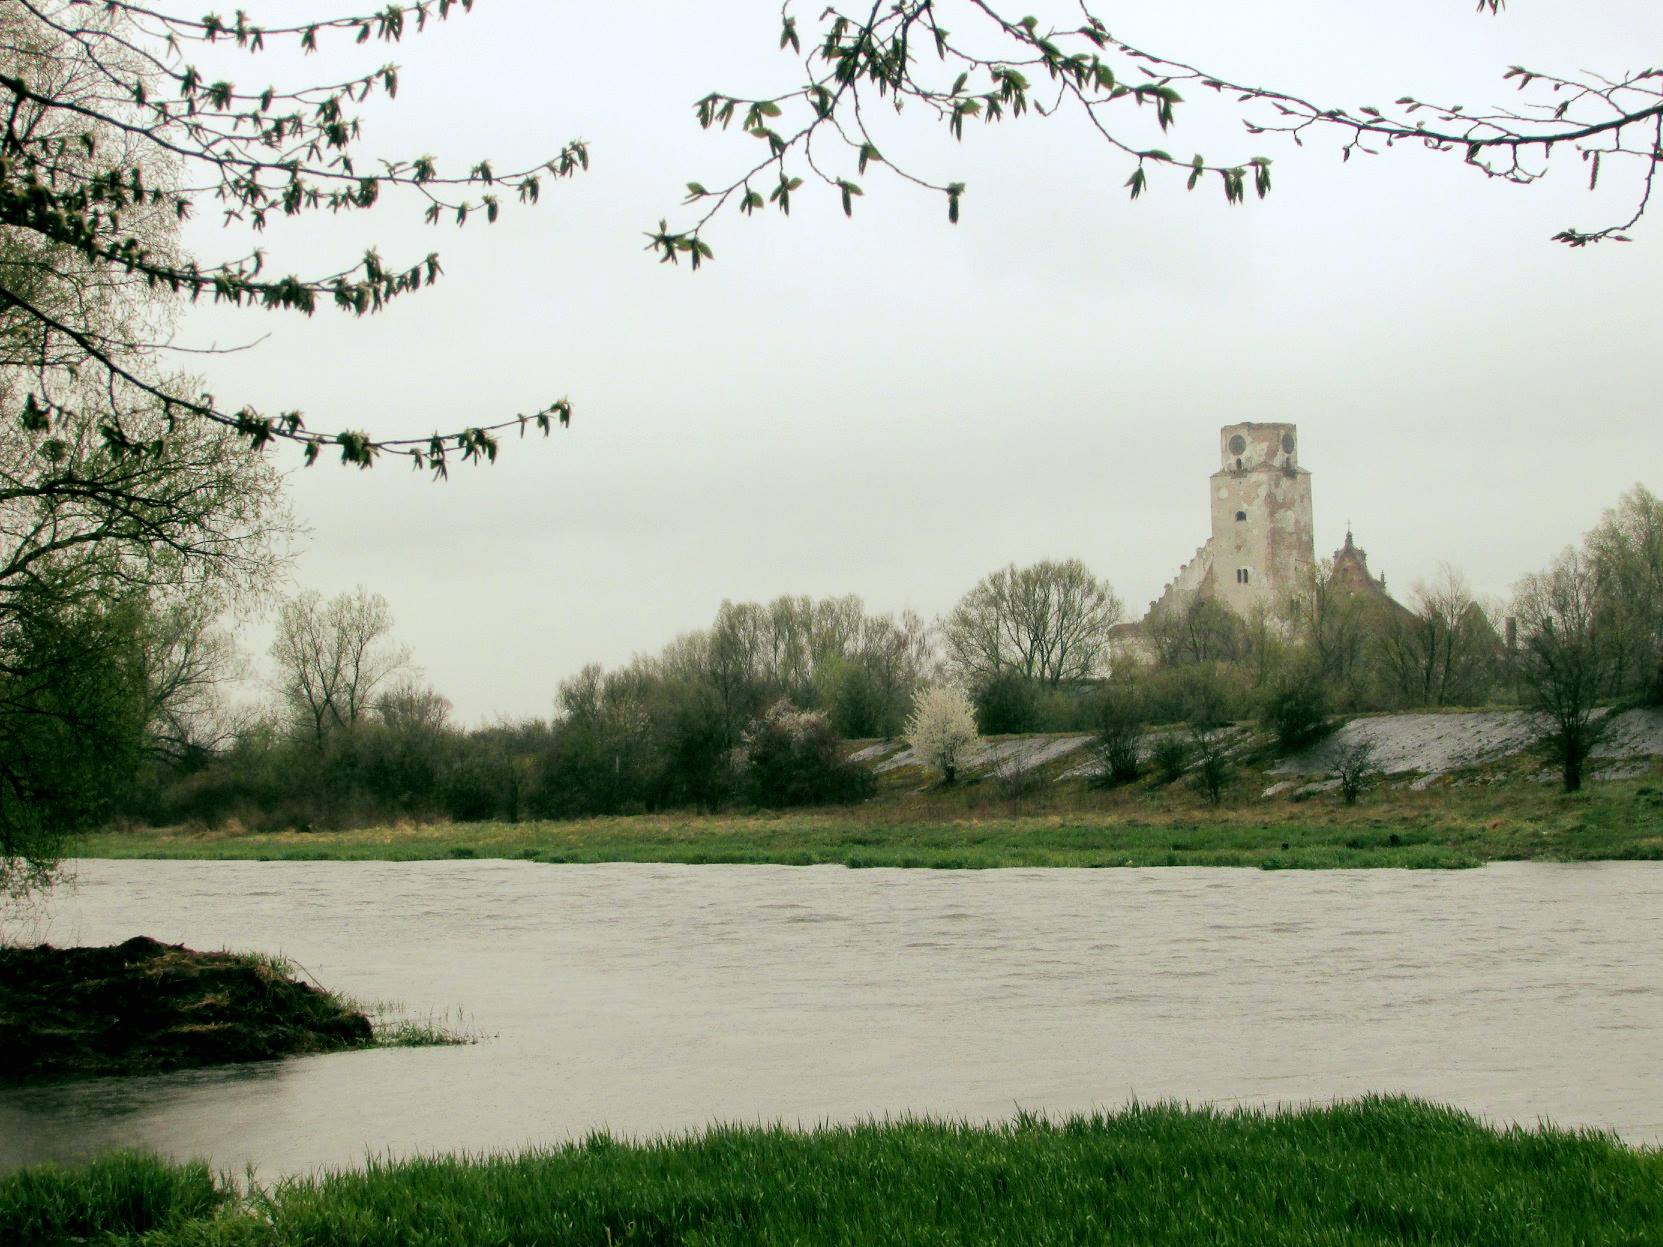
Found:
[1511,551,1613,792]
[1189,727,1235,807]
[1145,595,1248,668]
[1290,560,1375,706]
[943,559,1123,687]
[704,600,769,743]
[1335,740,1381,806]
[137,597,246,762]
[1585,485,1663,704]
[271,588,411,748]
[1376,566,1500,708]
[376,679,453,736]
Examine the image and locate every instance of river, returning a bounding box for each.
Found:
[2,858,1659,1175]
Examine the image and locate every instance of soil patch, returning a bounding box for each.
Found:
[0,936,373,1083]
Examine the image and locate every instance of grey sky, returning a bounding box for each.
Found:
[178,1,1662,723]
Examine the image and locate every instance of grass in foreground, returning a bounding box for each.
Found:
[3,1097,1660,1245]
[77,772,1663,870]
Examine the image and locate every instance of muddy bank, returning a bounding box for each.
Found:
[0,936,372,1083]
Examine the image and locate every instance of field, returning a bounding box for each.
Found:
[79,765,1663,869]
[4,1098,1659,1246]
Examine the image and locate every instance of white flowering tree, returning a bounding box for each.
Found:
[904,686,980,785]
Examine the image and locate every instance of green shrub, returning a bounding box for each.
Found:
[1149,733,1192,785]
[1190,728,1236,805]
[1089,683,1144,787]
[1262,673,1333,753]
[1335,740,1380,805]
[1142,663,1251,728]
[740,700,874,808]
[972,671,1041,734]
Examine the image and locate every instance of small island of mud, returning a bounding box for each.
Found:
[0,936,374,1083]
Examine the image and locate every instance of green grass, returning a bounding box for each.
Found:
[77,772,1663,870]
[0,1150,225,1243]
[357,1002,480,1049]
[239,952,474,1050]
[3,1098,1659,1245]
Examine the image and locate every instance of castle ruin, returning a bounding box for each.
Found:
[1147,422,1316,621]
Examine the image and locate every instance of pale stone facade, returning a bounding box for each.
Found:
[1147,422,1316,622]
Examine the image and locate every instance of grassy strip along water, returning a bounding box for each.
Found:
[80,776,1663,869]
[3,1098,1659,1245]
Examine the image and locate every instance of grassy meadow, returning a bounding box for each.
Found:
[4,1098,1660,1246]
[79,761,1663,870]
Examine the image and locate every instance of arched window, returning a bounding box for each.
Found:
[1236,568,1251,585]
[1235,510,1246,522]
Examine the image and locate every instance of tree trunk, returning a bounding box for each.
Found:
[1562,734,1584,793]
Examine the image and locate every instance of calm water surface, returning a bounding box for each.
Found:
[2,859,1659,1175]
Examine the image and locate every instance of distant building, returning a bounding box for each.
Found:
[1146,422,1316,622]
[1111,424,1400,663]
[1329,529,1397,608]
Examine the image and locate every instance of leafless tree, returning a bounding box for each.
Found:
[1334,740,1380,806]
[1376,565,1501,708]
[136,597,246,761]
[1585,485,1663,703]
[271,588,411,748]
[376,679,453,736]
[1511,550,1613,792]
[1290,560,1375,705]
[943,559,1123,687]
[1189,726,1235,806]
[704,600,770,742]
[1145,595,1247,668]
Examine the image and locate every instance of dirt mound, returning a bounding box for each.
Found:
[0,936,372,1083]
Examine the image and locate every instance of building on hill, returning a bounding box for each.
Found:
[1111,424,1402,665]
[1146,422,1316,623]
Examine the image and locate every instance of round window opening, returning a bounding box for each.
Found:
[1228,434,1247,455]
[1281,433,1296,455]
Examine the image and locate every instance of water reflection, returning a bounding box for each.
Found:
[2,859,1659,1177]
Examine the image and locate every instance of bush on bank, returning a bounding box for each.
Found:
[3,1098,1660,1247]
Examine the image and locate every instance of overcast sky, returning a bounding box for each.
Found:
[176,1,1663,724]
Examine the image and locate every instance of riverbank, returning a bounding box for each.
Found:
[79,774,1663,868]
[0,939,465,1084]
[0,938,377,1083]
[3,1098,1658,1245]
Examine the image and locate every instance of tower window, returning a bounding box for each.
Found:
[1236,568,1251,584]
[1235,457,1243,470]
[1235,510,1247,522]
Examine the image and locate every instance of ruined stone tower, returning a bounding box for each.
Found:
[1210,422,1315,617]
[1146,422,1316,622]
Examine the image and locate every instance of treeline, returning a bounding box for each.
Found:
[108,484,1663,828]
[134,594,930,829]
